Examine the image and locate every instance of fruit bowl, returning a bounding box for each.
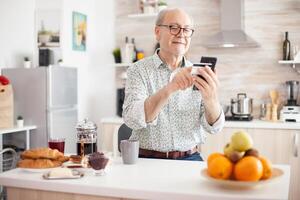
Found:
[201,167,284,189]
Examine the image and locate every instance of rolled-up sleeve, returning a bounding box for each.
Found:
[200,102,225,134]
[122,65,150,130]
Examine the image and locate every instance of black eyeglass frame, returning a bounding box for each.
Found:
[157,24,195,37]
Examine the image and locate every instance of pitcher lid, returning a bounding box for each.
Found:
[76,118,97,131]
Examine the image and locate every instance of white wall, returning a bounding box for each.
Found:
[0,0,116,125]
[0,0,35,69]
[61,0,115,123]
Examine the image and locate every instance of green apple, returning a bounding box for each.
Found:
[231,131,253,151]
[223,143,234,158]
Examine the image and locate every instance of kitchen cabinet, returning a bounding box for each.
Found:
[100,117,300,199]
[201,127,300,200]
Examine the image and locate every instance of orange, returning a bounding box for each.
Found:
[207,153,224,166]
[207,155,233,180]
[234,156,263,181]
[259,156,272,180]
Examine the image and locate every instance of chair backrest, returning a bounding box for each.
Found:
[118,124,132,152]
[0,148,18,172]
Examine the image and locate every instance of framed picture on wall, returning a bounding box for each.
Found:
[72,11,87,51]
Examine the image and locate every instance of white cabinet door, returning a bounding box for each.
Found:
[200,128,247,159]
[289,132,300,200]
[247,129,293,164]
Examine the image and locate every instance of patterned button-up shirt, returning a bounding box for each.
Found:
[123,50,225,152]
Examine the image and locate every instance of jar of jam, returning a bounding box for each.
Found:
[76,118,97,156]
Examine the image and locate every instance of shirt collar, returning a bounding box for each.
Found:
[153,48,192,69]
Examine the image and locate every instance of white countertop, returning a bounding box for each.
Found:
[0,158,290,200]
[100,117,300,130]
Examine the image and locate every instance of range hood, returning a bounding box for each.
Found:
[203,0,259,48]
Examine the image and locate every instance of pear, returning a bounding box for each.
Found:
[231,131,253,152]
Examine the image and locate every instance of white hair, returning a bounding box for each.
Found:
[155,8,194,26]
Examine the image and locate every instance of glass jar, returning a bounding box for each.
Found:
[76,118,97,156]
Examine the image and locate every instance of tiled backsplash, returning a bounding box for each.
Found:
[115,0,300,118]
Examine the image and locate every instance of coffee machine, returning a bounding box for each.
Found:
[280,81,300,122]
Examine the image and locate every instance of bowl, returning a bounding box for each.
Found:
[201,167,284,189]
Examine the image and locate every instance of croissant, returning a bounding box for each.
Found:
[21,147,64,160]
[17,159,62,169]
[57,156,70,163]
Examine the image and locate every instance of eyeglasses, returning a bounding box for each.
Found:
[158,24,195,37]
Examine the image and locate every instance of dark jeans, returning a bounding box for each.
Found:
[139,152,203,161]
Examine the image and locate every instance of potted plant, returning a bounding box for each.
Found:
[157,0,167,12]
[38,30,52,45]
[58,59,63,66]
[24,57,31,68]
[113,48,122,63]
[17,115,24,127]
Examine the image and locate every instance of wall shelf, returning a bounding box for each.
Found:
[278,60,300,74]
[128,13,158,18]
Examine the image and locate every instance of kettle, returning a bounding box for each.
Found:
[231,93,253,117]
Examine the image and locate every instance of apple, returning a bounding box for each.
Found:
[231,131,253,151]
[224,143,234,157]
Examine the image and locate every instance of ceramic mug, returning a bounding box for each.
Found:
[120,139,139,164]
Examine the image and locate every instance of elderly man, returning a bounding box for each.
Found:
[122,8,224,161]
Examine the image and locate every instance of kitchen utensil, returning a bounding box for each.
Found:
[286,81,299,106]
[230,93,253,117]
[269,90,279,105]
[265,103,272,121]
[272,104,278,121]
[260,103,267,120]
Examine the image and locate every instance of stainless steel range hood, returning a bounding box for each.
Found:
[203,0,259,48]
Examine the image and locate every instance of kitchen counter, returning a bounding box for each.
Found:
[0,158,290,200]
[100,116,300,130]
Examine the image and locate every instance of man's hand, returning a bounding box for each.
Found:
[167,67,194,93]
[193,66,220,102]
[193,66,221,124]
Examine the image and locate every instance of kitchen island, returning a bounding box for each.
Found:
[0,158,290,200]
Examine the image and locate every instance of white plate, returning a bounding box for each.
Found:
[201,167,284,189]
[19,167,61,173]
[43,169,84,180]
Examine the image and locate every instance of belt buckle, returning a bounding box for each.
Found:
[166,151,169,158]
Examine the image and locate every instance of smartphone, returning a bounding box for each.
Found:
[193,56,217,90]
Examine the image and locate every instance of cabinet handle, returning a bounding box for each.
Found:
[293,133,299,157]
